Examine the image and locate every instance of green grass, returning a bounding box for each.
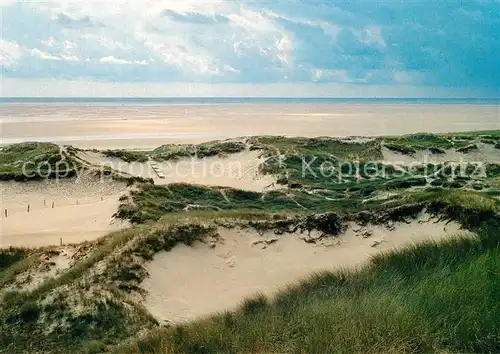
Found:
[383,131,500,155]
[0,248,27,271]
[102,149,149,163]
[115,183,311,223]
[248,136,383,161]
[117,216,500,354]
[384,133,455,151]
[0,142,81,180]
[116,182,499,231]
[444,130,500,138]
[0,227,158,354]
[150,141,246,161]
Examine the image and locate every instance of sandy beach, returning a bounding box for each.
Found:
[1,103,498,148]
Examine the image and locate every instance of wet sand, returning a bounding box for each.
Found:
[2,103,498,148]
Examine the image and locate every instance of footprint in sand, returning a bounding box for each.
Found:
[226,256,237,268]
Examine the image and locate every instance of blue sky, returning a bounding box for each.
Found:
[1,0,499,97]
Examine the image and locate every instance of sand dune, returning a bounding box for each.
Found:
[142,217,470,324]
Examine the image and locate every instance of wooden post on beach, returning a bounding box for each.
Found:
[60,238,63,246]
[27,204,30,212]
[52,201,55,209]
[4,209,7,218]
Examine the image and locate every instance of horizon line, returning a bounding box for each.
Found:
[1,97,498,100]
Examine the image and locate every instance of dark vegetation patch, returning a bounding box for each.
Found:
[0,248,27,272]
[486,163,500,178]
[456,144,479,153]
[385,143,417,155]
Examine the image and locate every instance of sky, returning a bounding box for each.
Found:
[1,0,499,97]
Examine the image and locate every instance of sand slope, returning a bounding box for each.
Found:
[142,217,470,324]
[0,177,128,247]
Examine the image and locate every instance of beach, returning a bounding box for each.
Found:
[1,102,498,148]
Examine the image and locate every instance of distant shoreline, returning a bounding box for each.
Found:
[1,97,499,105]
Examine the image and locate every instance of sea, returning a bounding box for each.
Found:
[1,97,499,105]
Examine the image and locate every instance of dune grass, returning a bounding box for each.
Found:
[383,131,500,154]
[248,136,384,161]
[102,149,149,163]
[117,217,500,354]
[0,227,158,354]
[384,133,455,151]
[0,142,81,181]
[150,141,246,161]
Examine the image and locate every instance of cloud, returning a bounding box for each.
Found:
[30,48,80,61]
[0,0,15,6]
[0,0,498,95]
[162,10,229,24]
[224,65,240,73]
[0,39,22,68]
[30,48,62,61]
[54,13,101,28]
[100,56,148,65]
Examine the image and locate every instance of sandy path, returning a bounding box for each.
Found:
[2,103,498,148]
[142,218,469,324]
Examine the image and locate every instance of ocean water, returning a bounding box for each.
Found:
[1,97,499,105]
